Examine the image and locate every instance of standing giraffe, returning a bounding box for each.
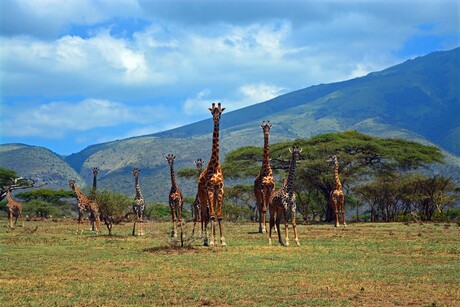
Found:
[197,102,226,247]
[88,167,100,229]
[69,180,101,234]
[254,121,275,233]
[269,145,302,246]
[192,158,205,236]
[166,154,184,238]
[327,155,346,227]
[132,168,146,236]
[6,188,25,228]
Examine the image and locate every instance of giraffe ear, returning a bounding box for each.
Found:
[289,147,293,153]
[221,108,225,112]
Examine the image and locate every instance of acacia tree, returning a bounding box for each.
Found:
[96,190,132,235]
[223,131,444,222]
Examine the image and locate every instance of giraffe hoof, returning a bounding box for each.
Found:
[296,240,300,246]
[285,241,290,246]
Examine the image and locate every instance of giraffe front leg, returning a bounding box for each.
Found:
[284,211,290,247]
[268,211,275,245]
[292,213,300,246]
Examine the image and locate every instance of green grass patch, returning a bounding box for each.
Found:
[1,220,459,306]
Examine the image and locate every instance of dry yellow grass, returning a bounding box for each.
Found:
[1,219,459,306]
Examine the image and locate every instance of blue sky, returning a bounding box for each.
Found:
[1,0,459,155]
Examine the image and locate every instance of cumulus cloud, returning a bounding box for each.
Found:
[1,99,168,138]
[0,0,458,154]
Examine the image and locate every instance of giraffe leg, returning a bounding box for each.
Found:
[340,199,347,227]
[292,208,300,246]
[284,209,290,246]
[268,207,275,245]
[276,211,285,246]
[132,220,137,236]
[169,204,177,238]
[140,217,145,236]
[20,212,25,227]
[8,210,13,228]
[218,219,226,247]
[95,214,101,234]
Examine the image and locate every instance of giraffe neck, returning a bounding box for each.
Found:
[92,175,97,190]
[262,133,272,174]
[73,184,89,203]
[333,159,342,189]
[169,162,178,188]
[6,190,15,204]
[134,176,143,200]
[209,119,221,168]
[283,154,297,193]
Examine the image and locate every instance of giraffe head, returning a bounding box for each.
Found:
[166,154,176,165]
[194,158,204,172]
[68,180,76,190]
[91,167,100,175]
[289,145,302,160]
[261,120,272,135]
[327,154,338,164]
[209,102,225,123]
[132,168,141,177]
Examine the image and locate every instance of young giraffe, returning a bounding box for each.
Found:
[269,145,302,246]
[132,168,146,236]
[192,158,205,236]
[254,121,275,233]
[6,188,25,228]
[166,154,184,238]
[327,155,346,227]
[68,180,101,234]
[197,102,226,247]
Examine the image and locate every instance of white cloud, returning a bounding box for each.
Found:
[2,99,168,138]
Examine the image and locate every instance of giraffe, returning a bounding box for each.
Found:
[88,167,100,227]
[192,158,205,236]
[6,188,25,228]
[68,180,101,234]
[197,102,226,247]
[132,168,146,236]
[269,145,302,246]
[254,120,275,233]
[327,155,346,227]
[91,167,100,194]
[166,154,184,238]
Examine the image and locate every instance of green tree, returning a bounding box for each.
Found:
[96,190,132,235]
[223,131,444,223]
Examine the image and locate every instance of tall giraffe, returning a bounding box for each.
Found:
[88,167,100,229]
[254,121,275,233]
[269,145,302,246]
[6,188,25,228]
[68,180,101,234]
[166,154,184,238]
[197,102,226,247]
[91,167,100,193]
[327,155,346,227]
[132,168,146,236]
[192,158,205,236]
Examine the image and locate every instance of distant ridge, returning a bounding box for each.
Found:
[1,48,459,200]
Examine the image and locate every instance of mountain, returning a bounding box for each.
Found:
[1,48,459,202]
[0,144,84,189]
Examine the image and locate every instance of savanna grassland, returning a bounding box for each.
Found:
[1,220,459,306]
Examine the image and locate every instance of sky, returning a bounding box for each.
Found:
[0,0,459,156]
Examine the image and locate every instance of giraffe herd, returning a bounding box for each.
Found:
[4,102,346,247]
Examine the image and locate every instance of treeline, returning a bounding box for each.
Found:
[217,131,460,223]
[2,132,460,226]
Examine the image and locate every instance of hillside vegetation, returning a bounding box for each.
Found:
[0,48,458,201]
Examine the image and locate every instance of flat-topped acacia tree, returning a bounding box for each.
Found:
[223,131,444,223]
